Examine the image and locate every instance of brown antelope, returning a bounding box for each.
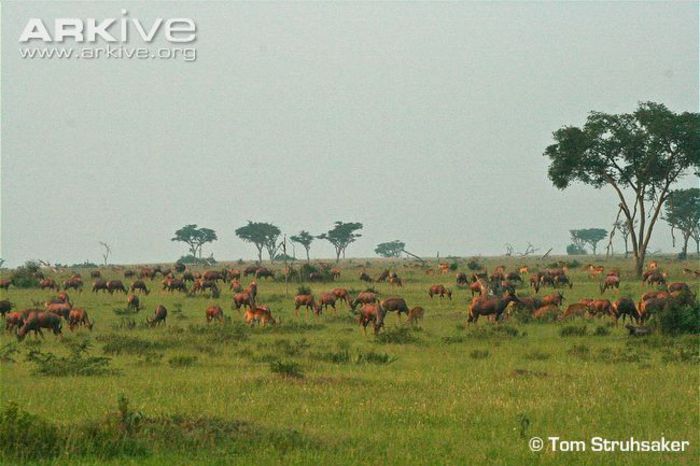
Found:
[294,294,319,317]
[332,288,352,307]
[68,308,93,331]
[318,292,337,313]
[17,311,62,340]
[205,305,224,323]
[600,275,620,294]
[127,294,141,311]
[611,298,639,325]
[232,292,255,311]
[147,305,167,327]
[357,303,382,335]
[407,306,425,325]
[244,306,276,326]
[428,285,452,300]
[467,294,521,323]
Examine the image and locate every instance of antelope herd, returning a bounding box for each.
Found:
[0,260,697,341]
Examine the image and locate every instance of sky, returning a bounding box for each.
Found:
[1,1,698,267]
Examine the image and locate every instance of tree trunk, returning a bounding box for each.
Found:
[634,250,646,278]
[682,233,690,257]
[256,246,263,265]
[305,248,310,263]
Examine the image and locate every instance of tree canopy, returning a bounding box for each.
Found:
[317,221,363,263]
[235,221,281,263]
[664,188,700,257]
[171,225,217,259]
[290,231,314,262]
[545,102,699,274]
[375,240,406,258]
[570,228,607,255]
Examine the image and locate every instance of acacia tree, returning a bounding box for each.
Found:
[171,225,217,259]
[235,221,281,264]
[665,188,700,258]
[375,240,406,258]
[290,231,314,263]
[545,102,699,276]
[317,221,363,263]
[570,228,607,255]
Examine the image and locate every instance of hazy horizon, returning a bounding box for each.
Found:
[2,1,698,268]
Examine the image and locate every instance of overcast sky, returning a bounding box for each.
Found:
[1,1,698,267]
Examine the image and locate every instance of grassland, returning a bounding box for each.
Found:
[1,256,698,465]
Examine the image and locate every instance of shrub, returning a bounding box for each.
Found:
[523,351,551,361]
[269,360,303,378]
[10,261,41,288]
[560,325,588,337]
[469,349,490,359]
[0,343,19,363]
[449,262,459,271]
[168,355,198,368]
[296,285,312,296]
[655,301,700,336]
[0,402,62,461]
[375,327,419,344]
[100,335,172,355]
[355,351,397,365]
[25,340,115,376]
[593,326,611,336]
[466,258,483,271]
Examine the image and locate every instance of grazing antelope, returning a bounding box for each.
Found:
[379,297,410,323]
[357,303,383,335]
[244,306,276,326]
[39,279,59,291]
[540,292,564,307]
[106,280,128,294]
[0,299,14,317]
[350,291,378,311]
[428,285,452,300]
[147,305,167,327]
[205,305,224,323]
[318,292,337,313]
[17,311,62,340]
[294,294,320,317]
[130,280,150,295]
[560,303,589,320]
[5,312,24,332]
[467,294,521,323]
[407,306,425,325]
[68,308,93,331]
[600,275,620,294]
[127,294,141,311]
[232,292,255,311]
[332,288,352,307]
[611,298,639,325]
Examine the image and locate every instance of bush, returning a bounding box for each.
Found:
[593,325,611,336]
[449,262,459,271]
[469,349,490,359]
[269,360,303,378]
[656,301,700,336]
[296,285,312,296]
[566,244,587,255]
[466,258,483,271]
[10,261,41,288]
[0,402,62,461]
[375,327,419,344]
[355,351,397,365]
[560,325,588,337]
[168,355,198,368]
[25,340,115,376]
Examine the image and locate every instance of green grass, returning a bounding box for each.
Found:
[0,255,698,465]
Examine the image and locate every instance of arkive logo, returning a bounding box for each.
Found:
[19,10,196,43]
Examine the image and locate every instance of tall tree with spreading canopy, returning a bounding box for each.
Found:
[375,240,406,258]
[664,188,700,258]
[545,102,699,276]
[171,225,217,260]
[317,221,363,263]
[570,228,608,255]
[290,231,314,263]
[235,221,281,264]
